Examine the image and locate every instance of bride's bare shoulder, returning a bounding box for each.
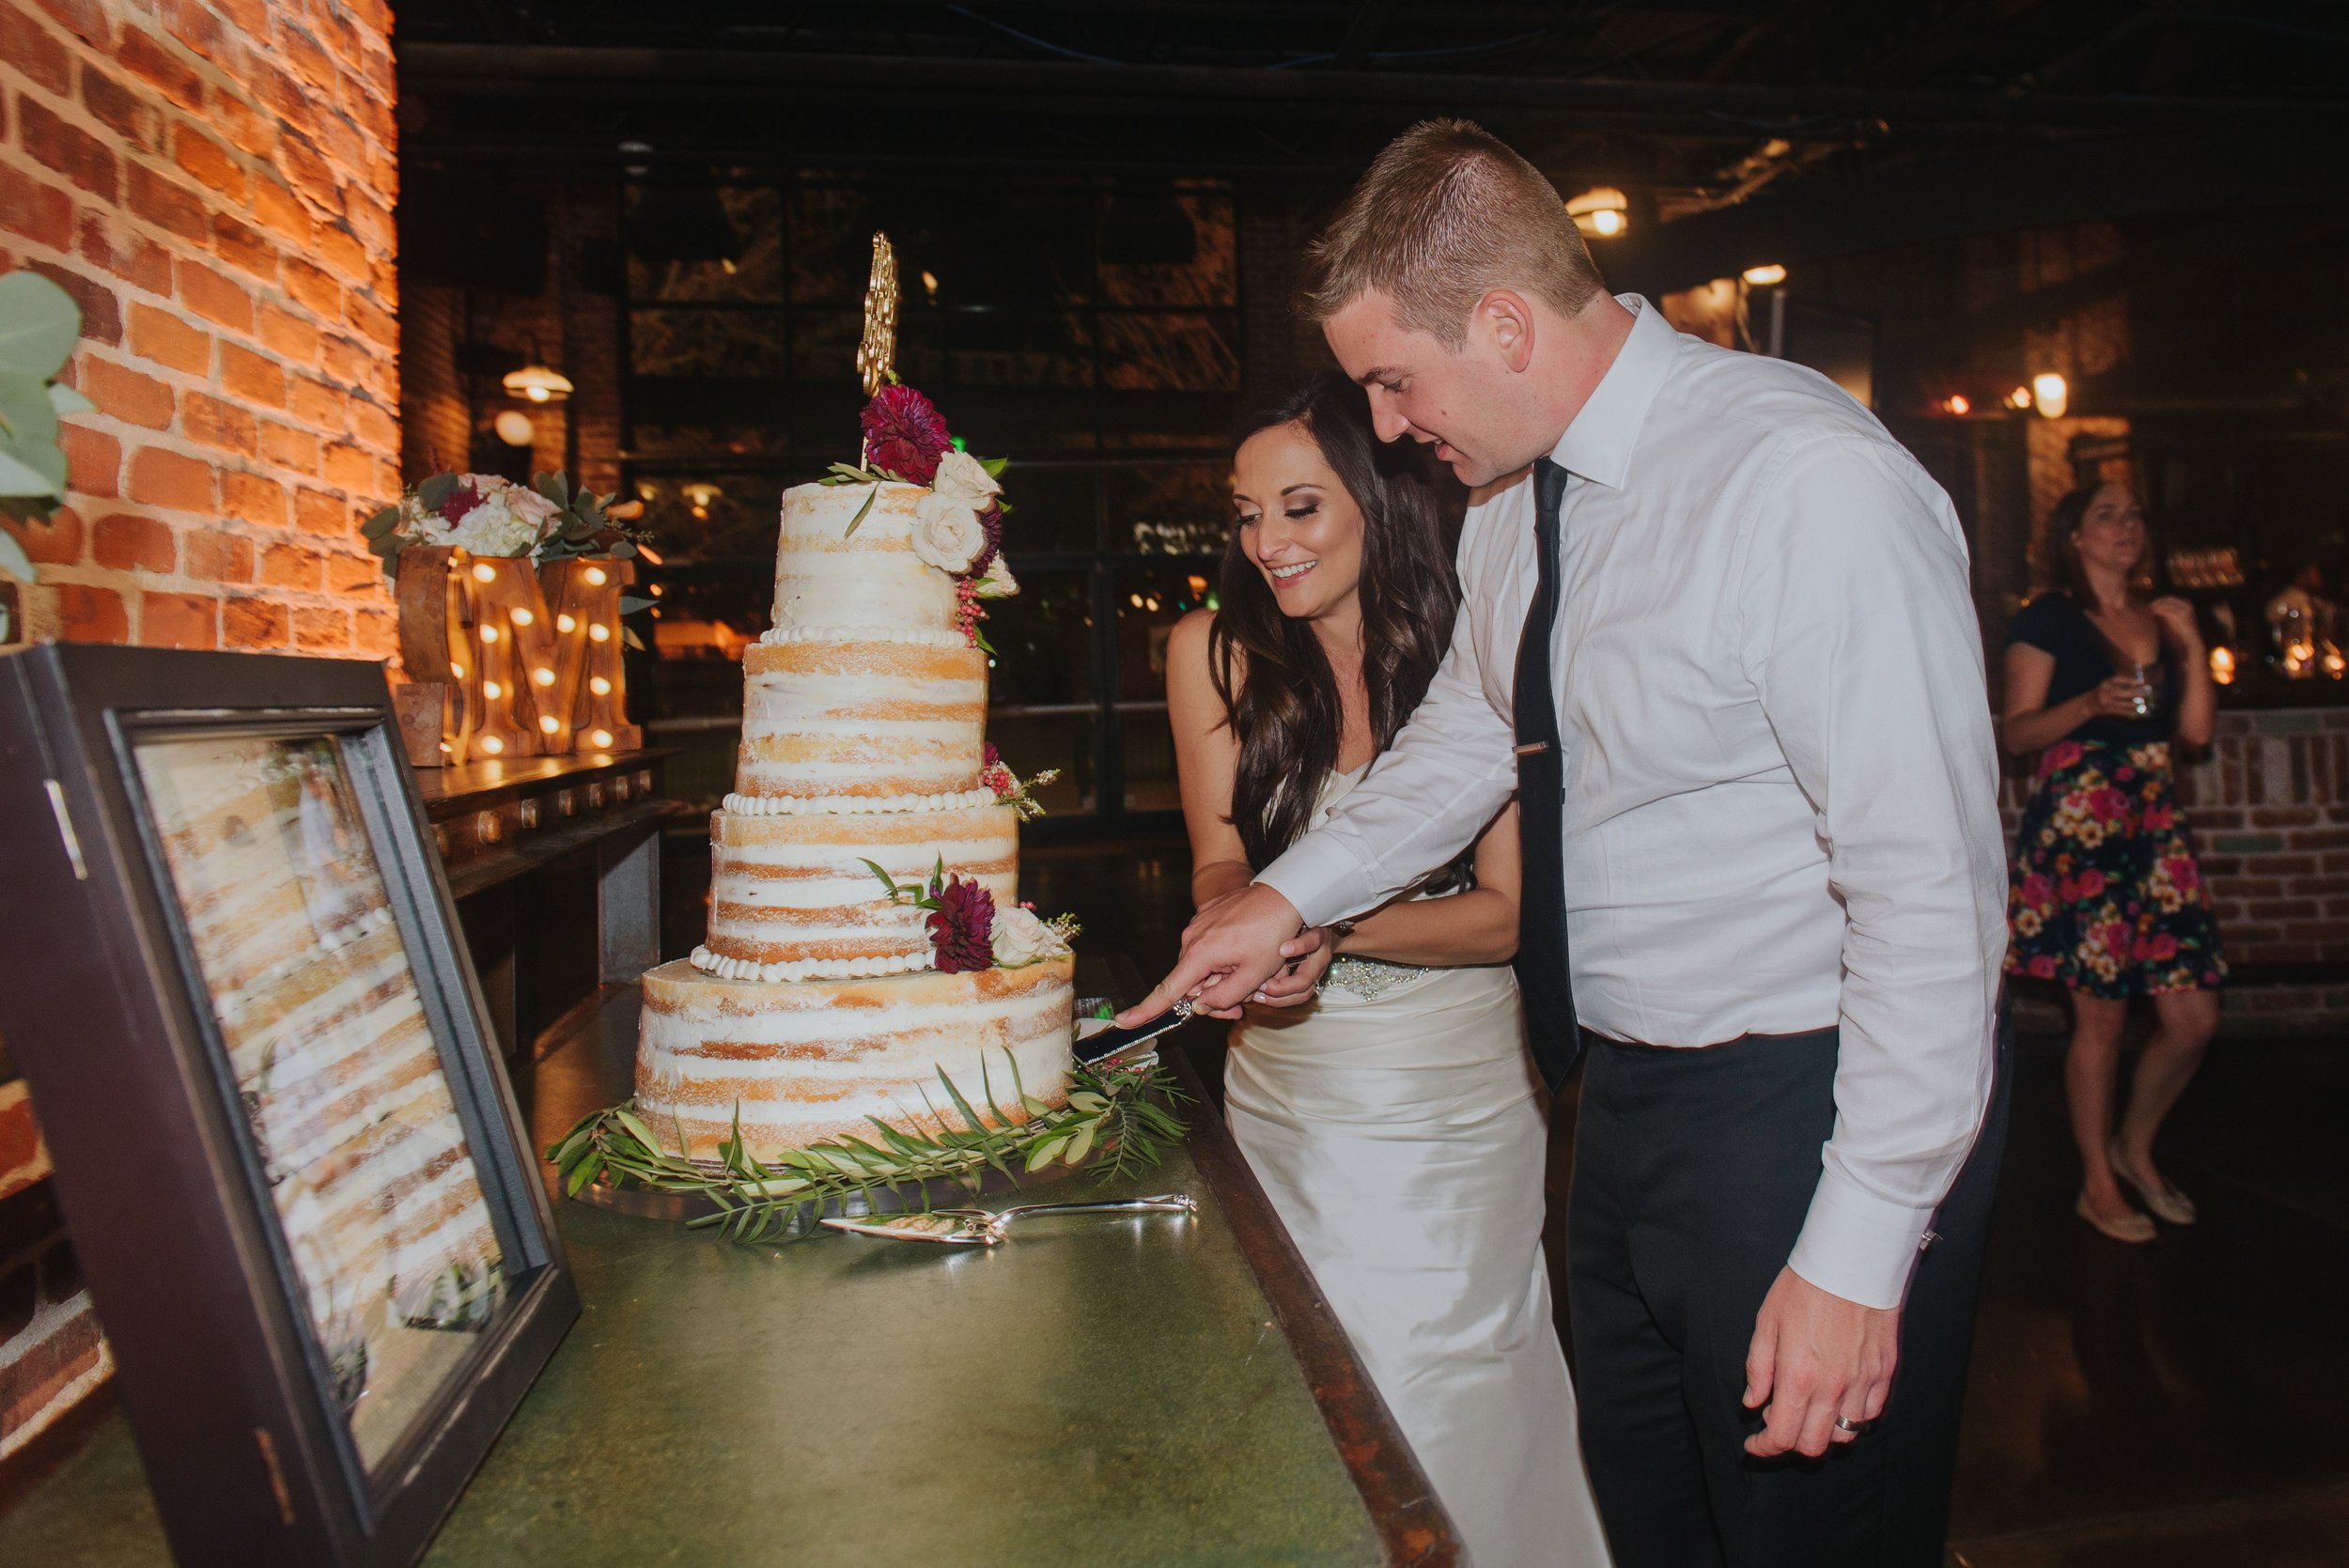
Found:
[1169,608,1241,688]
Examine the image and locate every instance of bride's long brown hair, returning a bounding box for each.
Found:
[1207,374,1463,872]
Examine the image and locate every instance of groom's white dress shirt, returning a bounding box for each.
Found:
[1257,294,2007,1312]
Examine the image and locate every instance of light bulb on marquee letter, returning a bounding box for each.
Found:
[591,729,614,749]
[589,676,611,696]
[589,623,610,643]
[583,567,608,587]
[473,563,497,584]
[557,613,576,632]
[538,716,561,735]
[483,680,502,700]
[512,607,535,627]
[479,736,505,755]
[533,667,554,687]
[480,624,500,644]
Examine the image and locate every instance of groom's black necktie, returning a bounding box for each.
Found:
[1513,457,1579,1091]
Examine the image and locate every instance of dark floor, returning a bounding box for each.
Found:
[664,831,2349,1566]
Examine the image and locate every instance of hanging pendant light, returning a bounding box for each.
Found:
[503,360,574,404]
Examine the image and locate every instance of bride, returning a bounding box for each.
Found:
[1166,374,1610,1567]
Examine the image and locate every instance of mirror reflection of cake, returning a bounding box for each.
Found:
[633,408,1075,1163]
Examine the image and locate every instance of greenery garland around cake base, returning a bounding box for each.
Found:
[546,1050,1187,1246]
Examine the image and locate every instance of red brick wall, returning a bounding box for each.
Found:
[1999,707,2349,1027]
[0,0,397,1464]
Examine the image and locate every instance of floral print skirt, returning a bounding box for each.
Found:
[2005,738,2226,999]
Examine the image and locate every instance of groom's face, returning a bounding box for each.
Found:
[1323,291,1529,488]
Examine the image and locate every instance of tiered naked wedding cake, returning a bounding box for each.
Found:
[634,387,1075,1162]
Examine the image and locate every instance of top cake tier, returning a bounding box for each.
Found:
[767,480,961,645]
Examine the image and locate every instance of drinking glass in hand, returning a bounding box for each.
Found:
[2125,661,2162,720]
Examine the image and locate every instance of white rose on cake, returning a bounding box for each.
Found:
[989,906,1064,968]
[911,492,986,573]
[930,448,1003,512]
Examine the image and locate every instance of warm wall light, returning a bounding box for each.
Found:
[2006,385,2033,411]
[493,410,536,446]
[1943,394,1970,416]
[921,270,940,300]
[2031,372,2069,419]
[2210,646,2236,685]
[502,363,574,404]
[1566,187,1628,240]
[1741,263,1788,287]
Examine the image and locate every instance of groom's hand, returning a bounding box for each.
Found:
[1742,1267,1899,1460]
[1115,883,1303,1027]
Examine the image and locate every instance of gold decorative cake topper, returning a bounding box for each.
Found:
[856,231,899,396]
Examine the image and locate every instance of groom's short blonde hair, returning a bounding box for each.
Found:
[1300,118,1607,348]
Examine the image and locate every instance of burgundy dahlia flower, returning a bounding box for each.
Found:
[926,876,996,972]
[860,384,953,485]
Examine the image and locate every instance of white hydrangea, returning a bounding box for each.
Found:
[403,476,561,559]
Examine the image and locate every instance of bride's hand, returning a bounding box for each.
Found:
[1251,926,1336,1008]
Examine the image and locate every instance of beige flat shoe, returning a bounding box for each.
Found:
[2108,1141,2197,1226]
[2077,1189,2156,1244]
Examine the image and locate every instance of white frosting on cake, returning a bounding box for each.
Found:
[733,639,987,800]
[720,786,997,816]
[757,624,966,649]
[635,955,1075,1161]
[770,482,958,638]
[688,944,936,983]
[698,802,1019,970]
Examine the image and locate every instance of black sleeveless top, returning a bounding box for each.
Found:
[2005,592,2177,748]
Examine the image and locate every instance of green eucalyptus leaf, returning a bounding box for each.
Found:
[1067,1091,1109,1114]
[618,595,653,613]
[1020,1094,1052,1118]
[360,505,402,538]
[622,626,646,651]
[0,526,36,583]
[609,538,637,558]
[45,381,92,415]
[0,447,61,498]
[1024,1134,1071,1173]
[843,486,878,538]
[534,471,570,506]
[0,272,81,378]
[417,473,458,511]
[1063,1121,1097,1168]
[564,1153,603,1197]
[614,1109,662,1155]
[0,372,60,454]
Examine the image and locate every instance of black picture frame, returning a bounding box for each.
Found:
[0,644,578,1567]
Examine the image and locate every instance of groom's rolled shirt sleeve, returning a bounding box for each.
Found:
[1256,537,1520,928]
[1739,435,2006,1312]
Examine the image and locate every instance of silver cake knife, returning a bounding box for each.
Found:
[1071,998,1195,1069]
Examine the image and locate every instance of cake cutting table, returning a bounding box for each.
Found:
[0,971,1460,1566]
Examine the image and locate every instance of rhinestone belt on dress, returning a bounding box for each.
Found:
[1318,955,1433,1001]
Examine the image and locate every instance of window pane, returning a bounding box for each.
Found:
[986,569,1093,706]
[1099,182,1237,307]
[1102,312,1239,393]
[1113,561,1218,702]
[630,308,789,378]
[630,473,780,565]
[988,712,1096,816]
[991,464,1097,554]
[1110,461,1232,555]
[1122,711,1180,814]
[627,185,783,301]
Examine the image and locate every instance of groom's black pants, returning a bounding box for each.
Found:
[1567,1012,2011,1568]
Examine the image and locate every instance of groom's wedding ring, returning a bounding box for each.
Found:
[1833,1416,1864,1434]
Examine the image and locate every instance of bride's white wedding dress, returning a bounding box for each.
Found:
[1223,766,1613,1568]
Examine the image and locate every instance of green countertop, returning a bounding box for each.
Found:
[0,989,1441,1566]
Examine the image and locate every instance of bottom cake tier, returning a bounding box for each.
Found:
[633,954,1075,1161]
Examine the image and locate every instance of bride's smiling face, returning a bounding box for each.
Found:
[1233,421,1365,623]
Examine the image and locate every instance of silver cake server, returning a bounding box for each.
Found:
[820,1193,1197,1247]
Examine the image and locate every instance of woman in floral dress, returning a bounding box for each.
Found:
[2002,482,2223,1244]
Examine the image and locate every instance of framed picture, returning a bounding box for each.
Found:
[0,644,577,1567]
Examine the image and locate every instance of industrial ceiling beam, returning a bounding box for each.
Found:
[397,43,2349,133]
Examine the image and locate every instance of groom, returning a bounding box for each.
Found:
[1122,120,2011,1566]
